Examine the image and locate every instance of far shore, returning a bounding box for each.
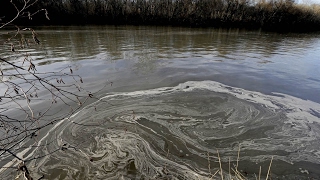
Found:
[2,0,320,32]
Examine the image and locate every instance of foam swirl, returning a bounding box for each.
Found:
[9,81,320,179]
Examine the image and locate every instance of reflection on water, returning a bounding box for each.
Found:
[1,26,320,179]
[2,26,320,101]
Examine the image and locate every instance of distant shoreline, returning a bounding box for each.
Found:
[2,0,320,32]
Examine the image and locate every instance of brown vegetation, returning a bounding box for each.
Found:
[6,0,319,32]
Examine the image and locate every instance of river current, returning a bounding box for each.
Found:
[1,26,320,179]
[20,81,320,179]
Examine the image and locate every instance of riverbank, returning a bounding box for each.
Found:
[3,0,320,32]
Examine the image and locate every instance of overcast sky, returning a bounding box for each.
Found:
[298,0,320,4]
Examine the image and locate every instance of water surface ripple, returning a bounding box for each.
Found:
[2,26,320,179]
[25,81,320,179]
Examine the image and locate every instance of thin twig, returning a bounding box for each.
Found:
[266,156,273,180]
[217,149,223,180]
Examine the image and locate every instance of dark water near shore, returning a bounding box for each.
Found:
[1,26,320,179]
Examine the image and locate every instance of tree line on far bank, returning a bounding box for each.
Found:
[2,0,320,32]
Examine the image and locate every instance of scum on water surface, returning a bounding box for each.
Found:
[3,81,320,179]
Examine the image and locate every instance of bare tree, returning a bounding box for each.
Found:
[0,1,97,179]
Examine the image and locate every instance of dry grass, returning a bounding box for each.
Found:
[212,145,274,180]
[14,0,320,32]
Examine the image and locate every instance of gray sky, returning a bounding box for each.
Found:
[299,0,320,4]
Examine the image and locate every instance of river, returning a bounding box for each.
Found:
[1,26,320,179]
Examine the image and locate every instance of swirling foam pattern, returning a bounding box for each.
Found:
[15,81,320,179]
